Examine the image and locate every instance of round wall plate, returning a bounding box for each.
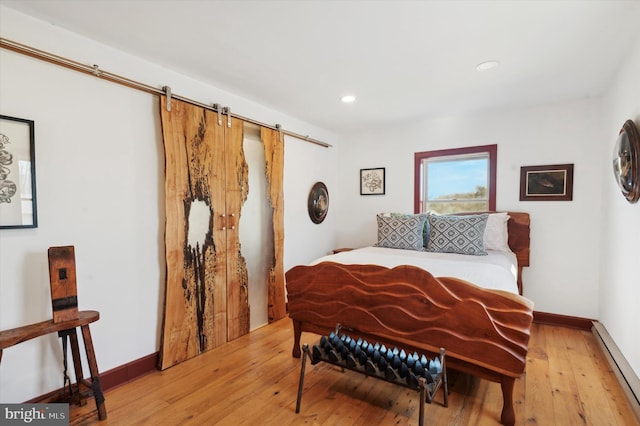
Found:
[612,120,640,203]
[308,182,329,224]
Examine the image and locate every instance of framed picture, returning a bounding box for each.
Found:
[520,163,573,201]
[360,167,385,195]
[0,115,38,228]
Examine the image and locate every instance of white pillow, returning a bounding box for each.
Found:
[484,213,511,252]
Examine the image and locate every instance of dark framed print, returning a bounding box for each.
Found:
[360,167,385,195]
[520,163,573,201]
[612,119,639,204]
[0,115,37,228]
[307,181,329,224]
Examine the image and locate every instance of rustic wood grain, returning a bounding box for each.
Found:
[48,246,79,323]
[0,311,99,350]
[506,212,530,294]
[159,98,283,366]
[159,98,228,368]
[224,116,249,341]
[261,127,286,322]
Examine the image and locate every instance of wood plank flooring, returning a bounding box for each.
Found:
[70,319,638,425]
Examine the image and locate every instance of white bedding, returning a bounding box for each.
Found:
[311,246,519,294]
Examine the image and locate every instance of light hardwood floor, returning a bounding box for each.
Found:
[71,319,638,425]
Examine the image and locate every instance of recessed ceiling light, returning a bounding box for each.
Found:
[340,95,356,103]
[476,60,500,71]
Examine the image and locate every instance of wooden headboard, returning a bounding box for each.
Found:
[506,212,530,295]
[457,211,530,295]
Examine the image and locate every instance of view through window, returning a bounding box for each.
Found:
[414,145,496,214]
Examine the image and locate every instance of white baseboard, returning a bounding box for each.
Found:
[592,321,640,422]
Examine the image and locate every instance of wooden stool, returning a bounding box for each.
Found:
[0,311,107,420]
[0,246,106,420]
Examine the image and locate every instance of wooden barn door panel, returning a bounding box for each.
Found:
[159,98,228,369]
[159,98,284,369]
[261,127,286,322]
[224,117,250,341]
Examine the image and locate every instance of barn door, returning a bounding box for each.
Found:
[159,98,247,369]
[223,115,250,341]
[158,98,285,370]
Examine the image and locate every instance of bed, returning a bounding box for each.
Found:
[285,212,533,425]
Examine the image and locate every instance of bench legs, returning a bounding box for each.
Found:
[296,336,447,426]
[68,331,84,391]
[292,320,302,358]
[500,377,516,426]
[80,324,107,420]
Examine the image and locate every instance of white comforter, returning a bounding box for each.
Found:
[311,246,519,294]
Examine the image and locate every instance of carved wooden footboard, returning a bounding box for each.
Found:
[285,262,534,425]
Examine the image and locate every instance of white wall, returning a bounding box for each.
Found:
[335,99,605,319]
[600,35,640,379]
[0,7,338,402]
[283,136,340,269]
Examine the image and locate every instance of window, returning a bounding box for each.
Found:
[414,145,496,214]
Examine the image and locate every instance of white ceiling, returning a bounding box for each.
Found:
[3,0,640,132]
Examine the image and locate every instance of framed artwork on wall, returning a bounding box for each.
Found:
[519,163,573,201]
[360,167,385,195]
[0,115,38,228]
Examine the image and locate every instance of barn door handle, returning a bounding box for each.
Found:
[220,214,226,230]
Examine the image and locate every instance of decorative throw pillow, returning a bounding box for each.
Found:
[427,214,488,255]
[484,212,511,252]
[390,212,430,247]
[375,214,427,251]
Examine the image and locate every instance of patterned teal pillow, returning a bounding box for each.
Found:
[375,214,427,251]
[390,212,430,247]
[427,214,488,255]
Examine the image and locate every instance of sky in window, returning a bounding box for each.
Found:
[427,158,488,198]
